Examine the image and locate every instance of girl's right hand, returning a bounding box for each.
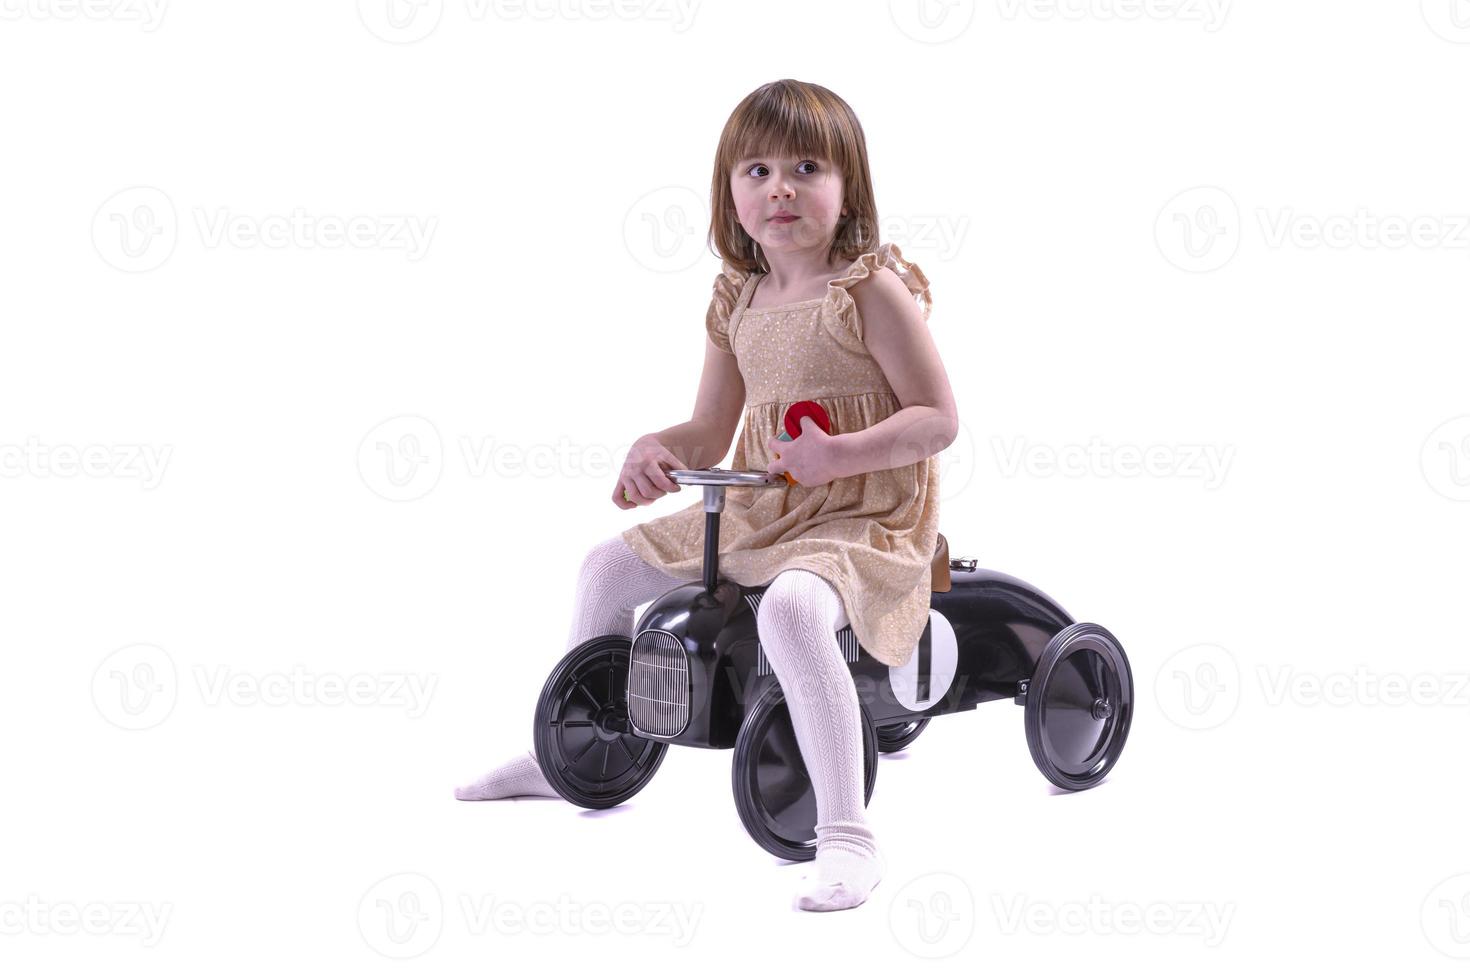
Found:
[613,435,688,509]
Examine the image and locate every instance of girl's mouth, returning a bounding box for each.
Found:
[770,215,799,224]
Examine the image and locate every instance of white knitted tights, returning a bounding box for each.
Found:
[453,534,682,802]
[756,567,885,911]
[454,534,884,912]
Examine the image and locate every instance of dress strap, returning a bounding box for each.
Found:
[727,270,762,345]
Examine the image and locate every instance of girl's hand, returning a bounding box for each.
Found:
[614,434,687,509]
[766,417,842,487]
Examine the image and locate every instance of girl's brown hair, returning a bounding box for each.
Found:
[708,79,879,274]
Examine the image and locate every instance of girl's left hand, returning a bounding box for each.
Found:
[766,417,842,487]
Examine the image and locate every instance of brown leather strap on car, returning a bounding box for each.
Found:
[931,532,951,592]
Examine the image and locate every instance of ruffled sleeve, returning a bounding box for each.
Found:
[705,261,750,354]
[820,241,932,356]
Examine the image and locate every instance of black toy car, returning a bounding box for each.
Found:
[534,467,1133,861]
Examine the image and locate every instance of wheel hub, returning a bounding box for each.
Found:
[1091,697,1113,721]
[591,703,627,740]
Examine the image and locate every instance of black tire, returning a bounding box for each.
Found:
[731,681,878,862]
[532,634,667,809]
[876,717,931,753]
[1024,622,1133,791]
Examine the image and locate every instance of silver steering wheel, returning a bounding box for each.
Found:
[668,467,784,488]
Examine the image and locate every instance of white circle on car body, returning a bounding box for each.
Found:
[888,610,957,712]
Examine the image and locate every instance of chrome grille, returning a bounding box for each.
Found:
[757,627,860,676]
[627,629,690,738]
[746,589,861,676]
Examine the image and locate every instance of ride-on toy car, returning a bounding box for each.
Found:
[533,467,1134,861]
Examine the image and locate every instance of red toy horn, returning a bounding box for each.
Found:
[782,400,831,439]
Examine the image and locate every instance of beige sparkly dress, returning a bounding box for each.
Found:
[621,241,941,669]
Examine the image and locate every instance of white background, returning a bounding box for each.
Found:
[2,0,1468,973]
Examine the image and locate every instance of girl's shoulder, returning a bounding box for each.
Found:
[711,259,757,308]
[827,242,931,313]
[819,242,933,355]
[705,260,757,354]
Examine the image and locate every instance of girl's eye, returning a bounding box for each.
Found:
[745,160,819,178]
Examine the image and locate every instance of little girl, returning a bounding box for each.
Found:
[455,78,958,914]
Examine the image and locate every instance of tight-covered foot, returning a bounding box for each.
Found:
[793,822,885,912]
[453,749,559,800]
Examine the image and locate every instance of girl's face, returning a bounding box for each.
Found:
[729,151,845,262]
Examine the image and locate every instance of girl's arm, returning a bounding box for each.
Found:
[827,267,959,480]
[644,335,746,471]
